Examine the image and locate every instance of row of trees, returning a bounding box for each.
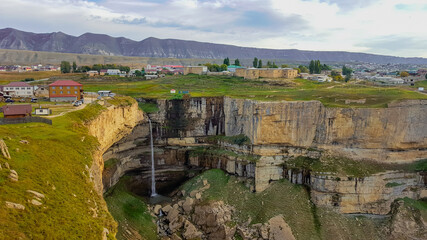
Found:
[204,63,228,72]
[60,61,131,73]
[223,57,240,66]
[308,60,331,74]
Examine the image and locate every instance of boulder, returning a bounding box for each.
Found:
[183,220,202,240]
[8,169,18,182]
[162,204,173,214]
[19,140,29,144]
[0,139,11,159]
[154,205,162,215]
[26,190,45,199]
[203,179,208,186]
[268,215,295,240]
[195,192,202,200]
[168,208,184,232]
[182,197,194,213]
[4,162,10,169]
[5,201,25,210]
[30,199,42,206]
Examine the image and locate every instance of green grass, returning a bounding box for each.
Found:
[138,102,159,114]
[104,158,120,170]
[179,169,385,240]
[80,75,427,108]
[206,134,251,146]
[285,156,387,177]
[104,176,157,240]
[385,182,405,188]
[2,72,421,108]
[0,103,117,239]
[415,80,427,88]
[106,96,134,107]
[189,146,260,163]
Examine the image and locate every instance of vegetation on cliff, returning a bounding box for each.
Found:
[180,169,386,240]
[0,103,118,239]
[104,176,157,240]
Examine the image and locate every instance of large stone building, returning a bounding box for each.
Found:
[235,68,298,80]
[183,66,208,75]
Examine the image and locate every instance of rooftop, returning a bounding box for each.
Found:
[4,82,32,87]
[1,104,32,116]
[49,80,82,87]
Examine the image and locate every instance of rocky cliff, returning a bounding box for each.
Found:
[225,98,427,163]
[86,100,143,194]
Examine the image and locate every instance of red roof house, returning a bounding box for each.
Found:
[1,104,32,118]
[49,80,83,102]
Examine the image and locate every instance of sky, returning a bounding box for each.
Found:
[0,0,426,58]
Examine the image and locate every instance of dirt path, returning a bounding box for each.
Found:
[45,104,87,118]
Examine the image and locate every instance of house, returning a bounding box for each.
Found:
[2,82,34,98]
[34,85,49,97]
[49,80,83,102]
[227,65,244,73]
[107,69,121,75]
[98,90,112,97]
[1,105,32,118]
[86,70,99,77]
[99,69,108,76]
[234,68,298,80]
[35,107,51,116]
[184,66,208,75]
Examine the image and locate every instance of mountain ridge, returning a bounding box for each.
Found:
[1,27,426,64]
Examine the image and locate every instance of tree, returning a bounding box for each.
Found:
[60,61,71,73]
[425,74,427,80]
[400,71,409,77]
[220,64,228,71]
[134,70,142,77]
[258,59,262,68]
[272,62,278,68]
[298,65,309,73]
[309,60,315,74]
[253,57,258,68]
[342,65,353,76]
[331,70,341,77]
[119,66,130,73]
[314,60,321,74]
[281,64,289,68]
[80,66,91,72]
[266,61,272,68]
[234,59,240,66]
[72,61,77,72]
[223,57,230,66]
[321,64,331,71]
[345,74,351,82]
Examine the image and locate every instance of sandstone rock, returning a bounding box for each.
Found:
[259,224,269,239]
[102,228,109,240]
[192,201,234,239]
[19,140,29,144]
[154,205,162,215]
[26,190,45,199]
[0,163,2,170]
[183,220,202,240]
[195,192,202,200]
[389,200,427,240]
[168,208,184,232]
[162,205,173,214]
[203,179,208,186]
[189,190,198,197]
[30,199,42,206]
[4,162,10,169]
[170,234,182,240]
[8,169,18,182]
[181,190,186,196]
[183,197,194,213]
[0,139,11,159]
[268,215,295,240]
[5,201,25,210]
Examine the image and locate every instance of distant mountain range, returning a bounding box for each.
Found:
[1,28,426,64]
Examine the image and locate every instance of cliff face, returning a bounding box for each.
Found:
[225,98,427,163]
[86,101,143,194]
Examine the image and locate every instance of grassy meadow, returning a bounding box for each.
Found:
[81,74,427,108]
[0,71,71,85]
[0,103,118,239]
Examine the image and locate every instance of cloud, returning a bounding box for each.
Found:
[0,0,426,57]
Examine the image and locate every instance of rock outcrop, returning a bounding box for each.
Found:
[86,100,143,194]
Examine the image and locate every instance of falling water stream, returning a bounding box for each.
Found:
[148,118,157,197]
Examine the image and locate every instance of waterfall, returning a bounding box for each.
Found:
[148,118,157,197]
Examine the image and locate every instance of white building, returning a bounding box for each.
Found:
[106,69,121,75]
[2,82,34,97]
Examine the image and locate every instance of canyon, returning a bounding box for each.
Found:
[87,97,426,239]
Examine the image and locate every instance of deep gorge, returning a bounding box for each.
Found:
[101,97,426,214]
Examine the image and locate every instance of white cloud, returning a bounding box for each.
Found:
[0,0,426,57]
